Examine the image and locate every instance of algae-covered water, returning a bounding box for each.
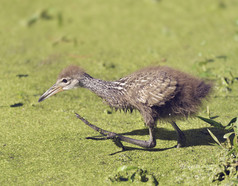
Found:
[1,0,238,185]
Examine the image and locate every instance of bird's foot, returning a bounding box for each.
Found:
[170,121,186,148]
[75,112,157,149]
[86,136,126,150]
[176,143,184,148]
[75,113,126,150]
[176,136,186,148]
[111,136,126,150]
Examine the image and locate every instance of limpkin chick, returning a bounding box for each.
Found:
[39,66,212,149]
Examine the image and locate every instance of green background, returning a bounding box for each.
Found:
[1,0,238,185]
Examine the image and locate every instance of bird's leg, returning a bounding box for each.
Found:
[75,113,115,137]
[110,126,157,149]
[170,121,186,148]
[75,113,156,149]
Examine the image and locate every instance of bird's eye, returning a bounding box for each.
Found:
[62,79,68,83]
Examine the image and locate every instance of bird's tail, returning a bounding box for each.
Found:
[195,81,212,99]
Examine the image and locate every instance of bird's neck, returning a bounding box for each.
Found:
[80,75,125,107]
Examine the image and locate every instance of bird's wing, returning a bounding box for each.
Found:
[135,72,177,106]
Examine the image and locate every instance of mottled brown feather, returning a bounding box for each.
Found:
[56,65,212,126]
[114,66,212,124]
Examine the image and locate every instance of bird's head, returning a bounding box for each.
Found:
[38,65,88,102]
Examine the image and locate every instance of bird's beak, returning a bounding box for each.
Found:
[38,84,63,102]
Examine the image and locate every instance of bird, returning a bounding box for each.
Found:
[38,65,212,149]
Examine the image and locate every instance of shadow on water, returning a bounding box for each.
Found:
[86,127,227,155]
[75,112,227,155]
[119,127,226,147]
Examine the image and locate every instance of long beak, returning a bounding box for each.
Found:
[38,84,63,102]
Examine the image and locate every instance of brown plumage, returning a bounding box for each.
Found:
[39,65,212,149]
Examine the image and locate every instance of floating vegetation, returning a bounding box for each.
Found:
[21,8,63,27]
[108,165,158,185]
[198,115,238,183]
[16,74,28,78]
[52,35,78,47]
[10,102,23,107]
[193,55,238,93]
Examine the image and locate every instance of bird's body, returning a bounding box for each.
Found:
[39,65,212,149]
